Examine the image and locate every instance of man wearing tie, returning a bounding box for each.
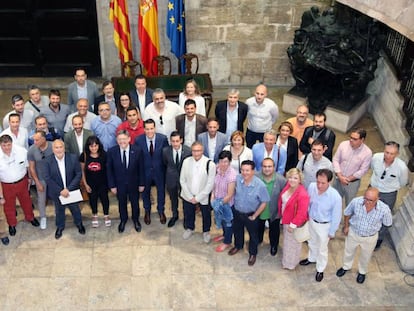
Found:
[162,131,191,227]
[107,130,145,233]
[43,139,85,239]
[135,119,169,225]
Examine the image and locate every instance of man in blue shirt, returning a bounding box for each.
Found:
[91,102,122,151]
[336,187,392,284]
[299,169,342,282]
[228,160,270,266]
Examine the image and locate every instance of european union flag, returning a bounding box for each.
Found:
[167,0,187,73]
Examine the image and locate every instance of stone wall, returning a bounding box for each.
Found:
[96,0,331,86]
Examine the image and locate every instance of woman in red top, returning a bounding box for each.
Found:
[278,168,310,270]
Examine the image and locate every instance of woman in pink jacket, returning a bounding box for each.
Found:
[278,168,310,270]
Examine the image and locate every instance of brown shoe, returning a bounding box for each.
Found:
[159,212,166,224]
[144,211,151,225]
[248,255,256,266]
[228,247,240,256]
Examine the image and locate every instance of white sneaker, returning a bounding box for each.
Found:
[265,220,269,228]
[203,232,211,244]
[183,229,193,240]
[40,217,47,230]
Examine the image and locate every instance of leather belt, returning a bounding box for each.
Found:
[312,219,329,224]
[2,176,25,184]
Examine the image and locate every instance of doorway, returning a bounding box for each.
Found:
[0,0,101,77]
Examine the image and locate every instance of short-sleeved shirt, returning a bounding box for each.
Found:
[234,175,270,214]
[79,152,108,189]
[27,142,53,180]
[213,166,237,207]
[344,196,393,237]
[0,145,29,183]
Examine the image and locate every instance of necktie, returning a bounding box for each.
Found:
[175,151,180,168]
[150,140,154,156]
[123,150,127,169]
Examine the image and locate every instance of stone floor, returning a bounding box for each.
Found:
[0,82,413,310]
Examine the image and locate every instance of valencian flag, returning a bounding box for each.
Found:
[167,0,187,73]
[138,0,160,75]
[109,0,133,64]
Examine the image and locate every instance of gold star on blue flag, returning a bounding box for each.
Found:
[167,0,187,73]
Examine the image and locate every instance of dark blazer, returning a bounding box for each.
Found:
[93,93,120,115]
[197,131,228,163]
[162,144,192,189]
[277,135,299,172]
[44,153,82,201]
[106,144,144,191]
[134,133,169,184]
[175,114,208,144]
[215,100,248,134]
[299,126,336,160]
[63,129,94,156]
[129,88,154,113]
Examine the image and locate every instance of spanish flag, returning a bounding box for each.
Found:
[109,0,133,64]
[138,0,160,75]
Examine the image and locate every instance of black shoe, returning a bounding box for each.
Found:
[336,268,348,277]
[1,237,9,245]
[118,221,126,233]
[9,226,16,236]
[356,273,366,284]
[315,272,324,282]
[167,216,178,228]
[374,239,383,251]
[159,212,166,224]
[77,223,86,235]
[270,246,278,256]
[133,220,142,232]
[248,254,256,266]
[30,218,40,227]
[55,228,64,239]
[299,258,315,266]
[144,211,151,225]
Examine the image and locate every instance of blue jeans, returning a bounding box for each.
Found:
[222,220,233,244]
[211,199,233,229]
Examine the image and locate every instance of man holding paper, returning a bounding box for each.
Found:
[44,139,86,239]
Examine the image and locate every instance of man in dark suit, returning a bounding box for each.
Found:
[107,130,145,233]
[94,81,120,115]
[175,99,207,147]
[129,74,153,114]
[215,88,248,142]
[43,139,86,239]
[135,119,169,225]
[197,117,228,163]
[162,131,191,227]
[63,115,94,156]
[299,112,336,161]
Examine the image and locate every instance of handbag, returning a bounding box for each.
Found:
[293,203,310,242]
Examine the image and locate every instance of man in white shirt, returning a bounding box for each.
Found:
[143,88,184,139]
[3,94,34,132]
[1,113,29,150]
[64,115,93,156]
[245,84,279,148]
[64,98,97,132]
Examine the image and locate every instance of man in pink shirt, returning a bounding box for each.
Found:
[333,127,372,205]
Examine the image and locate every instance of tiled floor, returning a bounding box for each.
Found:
[0,82,413,310]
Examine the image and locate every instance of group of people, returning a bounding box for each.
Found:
[0,70,409,286]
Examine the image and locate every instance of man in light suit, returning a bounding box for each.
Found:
[64,115,93,156]
[175,99,207,147]
[107,130,145,233]
[215,88,248,142]
[129,74,153,114]
[252,129,287,174]
[67,68,99,112]
[135,119,169,225]
[197,117,228,163]
[162,131,191,227]
[43,139,86,239]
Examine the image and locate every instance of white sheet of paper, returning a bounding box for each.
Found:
[59,189,83,205]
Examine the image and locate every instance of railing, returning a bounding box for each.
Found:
[383,29,414,170]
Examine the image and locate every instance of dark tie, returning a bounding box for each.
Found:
[123,150,127,169]
[175,151,180,169]
[149,140,154,156]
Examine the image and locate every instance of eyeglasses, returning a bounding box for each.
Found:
[159,115,164,125]
[380,170,386,179]
[40,151,45,159]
